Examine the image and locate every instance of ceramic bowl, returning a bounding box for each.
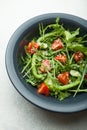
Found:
[5,13,87,113]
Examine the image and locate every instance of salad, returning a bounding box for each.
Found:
[20,18,87,100]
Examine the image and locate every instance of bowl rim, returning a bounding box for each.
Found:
[5,13,87,113]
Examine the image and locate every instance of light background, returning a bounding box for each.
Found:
[0,0,87,130]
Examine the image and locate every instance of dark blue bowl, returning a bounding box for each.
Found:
[5,13,87,113]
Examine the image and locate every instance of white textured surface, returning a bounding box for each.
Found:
[0,0,87,129]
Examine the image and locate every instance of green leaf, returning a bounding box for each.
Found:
[64,28,79,41]
[58,91,71,101]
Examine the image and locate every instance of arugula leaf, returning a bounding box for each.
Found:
[64,28,79,41]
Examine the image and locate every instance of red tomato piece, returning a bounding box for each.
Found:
[55,54,67,64]
[37,83,49,96]
[51,39,64,50]
[57,72,69,85]
[20,40,28,54]
[73,52,84,62]
[40,59,51,73]
[27,41,39,54]
[84,74,87,80]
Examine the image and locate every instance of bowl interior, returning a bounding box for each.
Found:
[7,14,87,113]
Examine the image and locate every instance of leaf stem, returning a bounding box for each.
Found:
[73,64,87,97]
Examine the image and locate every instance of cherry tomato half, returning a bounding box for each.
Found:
[55,54,67,64]
[37,83,49,96]
[40,59,51,73]
[73,52,84,62]
[57,72,69,85]
[27,41,39,54]
[51,39,64,50]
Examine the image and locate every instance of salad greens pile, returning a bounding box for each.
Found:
[20,18,87,101]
